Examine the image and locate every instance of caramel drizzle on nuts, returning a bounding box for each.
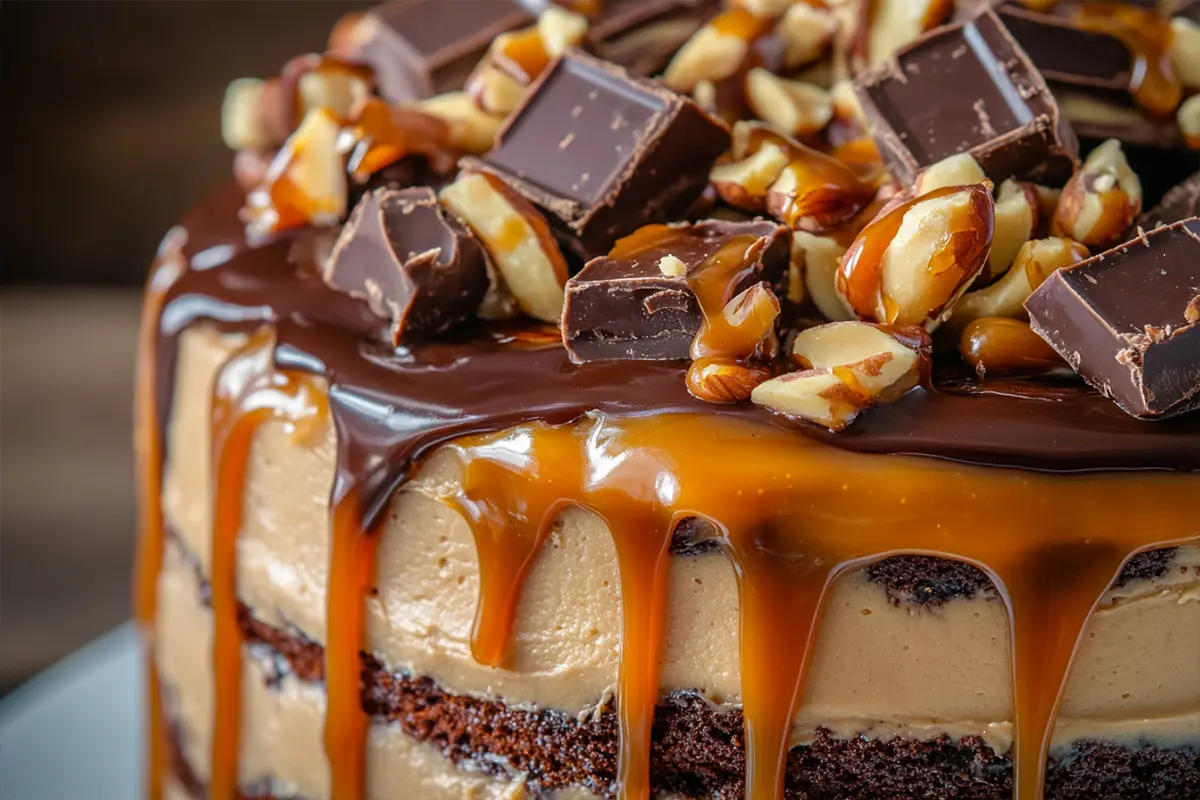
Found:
[837,183,995,330]
[959,317,1066,378]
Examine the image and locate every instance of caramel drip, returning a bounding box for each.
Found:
[732,536,834,799]
[497,27,552,82]
[324,489,380,800]
[447,433,573,667]
[446,414,1197,800]
[688,235,775,361]
[208,329,328,799]
[1073,3,1181,118]
[132,231,188,800]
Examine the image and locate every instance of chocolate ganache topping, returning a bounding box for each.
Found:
[160,183,1199,484]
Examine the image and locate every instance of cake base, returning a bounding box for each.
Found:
[159,601,1200,800]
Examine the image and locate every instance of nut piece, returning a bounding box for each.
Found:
[949,237,1089,326]
[297,66,371,121]
[222,78,271,150]
[723,121,874,231]
[664,8,768,94]
[1179,94,1200,150]
[415,92,503,154]
[710,142,791,211]
[838,184,995,331]
[914,153,987,195]
[1052,139,1142,249]
[722,282,782,349]
[959,317,1065,378]
[244,107,347,239]
[537,6,589,58]
[687,359,773,403]
[793,232,854,320]
[860,0,954,67]
[730,0,794,18]
[751,320,929,430]
[986,179,1039,280]
[778,2,839,68]
[467,7,589,118]
[791,321,927,399]
[745,69,834,137]
[439,171,569,323]
[1170,16,1200,90]
[764,148,876,232]
[467,62,529,117]
[1032,184,1062,233]
[659,254,687,277]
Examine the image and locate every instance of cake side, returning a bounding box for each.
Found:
[151,323,1200,799]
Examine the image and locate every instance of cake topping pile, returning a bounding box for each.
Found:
[219,0,1200,426]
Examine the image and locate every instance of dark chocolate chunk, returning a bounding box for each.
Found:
[994,5,1131,95]
[474,51,731,260]
[1025,218,1200,419]
[1138,171,1200,228]
[562,219,788,362]
[854,9,1078,186]
[581,0,720,76]
[1170,0,1200,24]
[990,5,1187,150]
[349,1,533,104]
[324,187,490,344]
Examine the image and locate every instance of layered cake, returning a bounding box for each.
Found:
[134,1,1200,798]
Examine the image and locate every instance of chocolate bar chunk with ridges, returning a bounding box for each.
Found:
[854,10,1078,185]
[349,1,533,104]
[562,219,789,362]
[1138,172,1200,228]
[324,187,490,345]
[1025,218,1200,419]
[474,51,731,260]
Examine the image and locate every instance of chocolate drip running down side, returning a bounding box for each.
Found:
[138,184,1200,800]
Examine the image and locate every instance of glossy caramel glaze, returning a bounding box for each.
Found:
[135,184,1199,800]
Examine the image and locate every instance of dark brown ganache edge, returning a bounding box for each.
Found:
[163,612,1200,800]
[155,184,1200,540]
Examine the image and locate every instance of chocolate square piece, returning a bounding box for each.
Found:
[581,0,720,76]
[994,5,1131,95]
[350,0,533,104]
[854,9,1078,185]
[324,187,490,344]
[1139,172,1200,228]
[562,219,789,362]
[1025,218,1200,419]
[475,51,731,260]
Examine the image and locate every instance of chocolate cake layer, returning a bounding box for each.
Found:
[157,597,1200,800]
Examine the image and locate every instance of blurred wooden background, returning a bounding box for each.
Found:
[0,1,368,695]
